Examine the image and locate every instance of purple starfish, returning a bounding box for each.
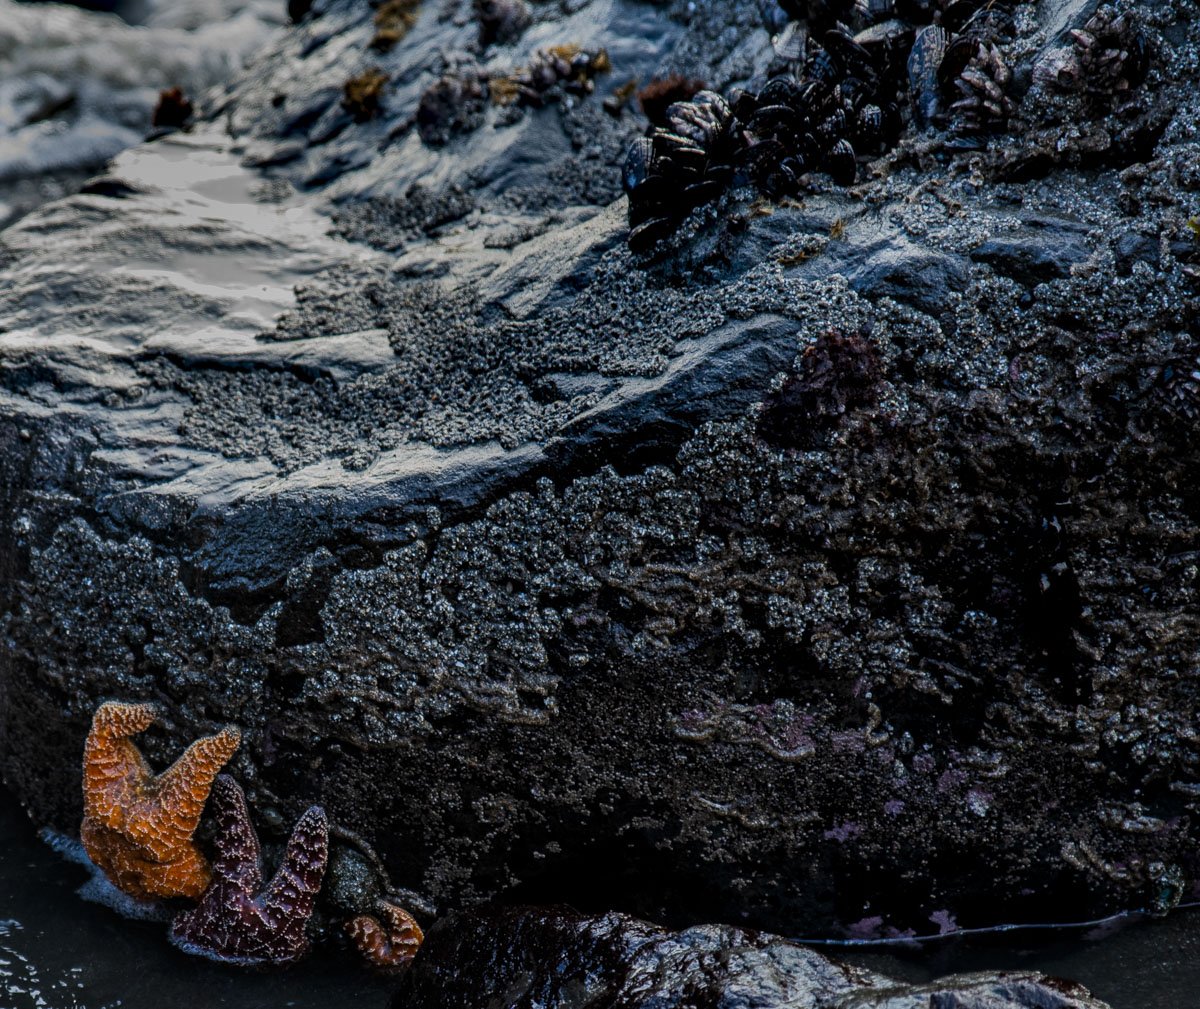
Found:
[168,775,328,966]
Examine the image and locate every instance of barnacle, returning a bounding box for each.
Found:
[371,0,421,51]
[1069,10,1150,110]
[941,39,1014,150]
[417,70,487,146]
[1034,9,1149,114]
[476,0,531,48]
[622,0,1026,251]
[81,701,241,901]
[490,44,611,108]
[343,68,391,122]
[623,28,891,253]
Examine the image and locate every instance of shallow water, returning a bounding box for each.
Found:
[836,911,1200,1008]
[0,789,394,1009]
[3,788,1198,1008]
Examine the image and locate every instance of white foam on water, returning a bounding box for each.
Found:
[39,830,172,924]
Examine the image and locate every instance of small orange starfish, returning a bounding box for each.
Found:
[346,898,425,971]
[81,700,241,901]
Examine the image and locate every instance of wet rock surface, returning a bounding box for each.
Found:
[396,905,1111,1009]
[1,0,1199,957]
[0,0,283,225]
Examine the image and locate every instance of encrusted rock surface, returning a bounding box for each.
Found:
[396,905,1111,1009]
[2,0,1199,949]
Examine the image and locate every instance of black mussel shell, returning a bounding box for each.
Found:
[622,136,655,193]
[750,104,800,135]
[822,28,878,86]
[628,215,679,253]
[823,138,857,185]
[908,25,948,127]
[759,76,806,108]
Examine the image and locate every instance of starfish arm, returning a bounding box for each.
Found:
[346,914,387,958]
[81,702,157,824]
[260,805,328,930]
[144,725,241,836]
[207,775,263,891]
[91,701,158,739]
[347,899,424,969]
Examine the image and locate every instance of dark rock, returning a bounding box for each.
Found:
[1113,229,1159,274]
[781,222,971,317]
[395,905,1111,1009]
[970,219,1092,285]
[2,0,1199,957]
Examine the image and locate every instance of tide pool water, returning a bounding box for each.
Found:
[3,786,1198,1008]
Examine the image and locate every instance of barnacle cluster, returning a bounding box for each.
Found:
[416,43,610,147]
[930,17,1018,149]
[1034,9,1150,113]
[371,0,421,51]
[623,1,1027,252]
[417,69,488,146]
[488,44,611,108]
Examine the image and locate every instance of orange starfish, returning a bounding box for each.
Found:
[81,700,241,901]
[346,898,425,971]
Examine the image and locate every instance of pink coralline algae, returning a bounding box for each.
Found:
[845,915,884,940]
[929,909,959,935]
[168,775,328,966]
[823,822,862,843]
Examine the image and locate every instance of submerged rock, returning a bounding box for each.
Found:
[0,0,1198,953]
[396,905,1111,1009]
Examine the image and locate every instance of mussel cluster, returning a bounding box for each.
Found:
[624,0,1023,252]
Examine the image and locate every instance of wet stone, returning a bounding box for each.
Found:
[395,905,1112,1009]
[970,221,1093,285]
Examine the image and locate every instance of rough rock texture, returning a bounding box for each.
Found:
[2,0,1200,948]
[396,905,1111,1009]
